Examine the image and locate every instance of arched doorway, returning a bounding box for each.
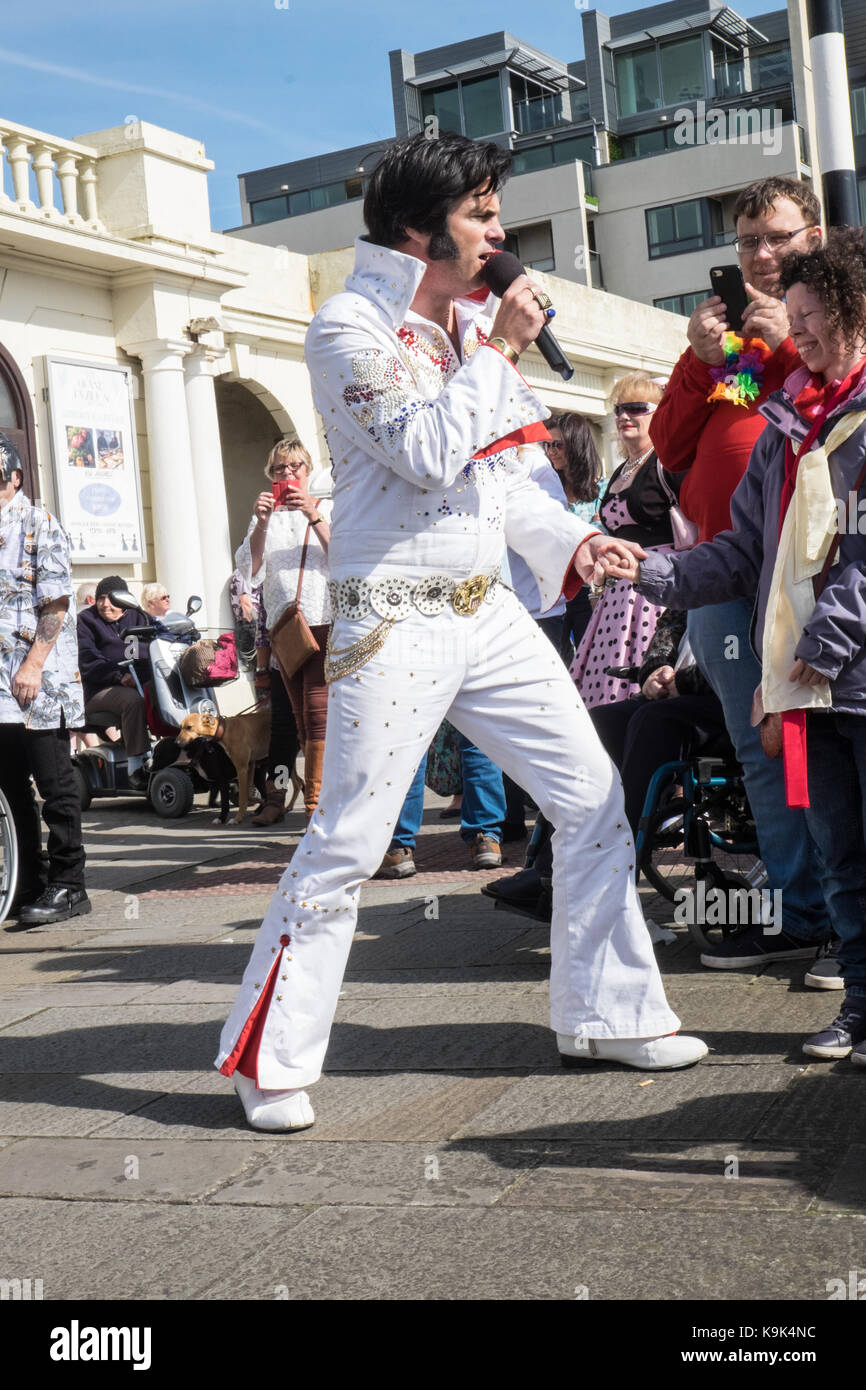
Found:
[215,378,296,555]
[0,342,37,497]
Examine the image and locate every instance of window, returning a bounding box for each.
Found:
[510,73,563,134]
[852,87,866,138]
[503,221,554,273]
[712,37,745,99]
[422,83,462,135]
[462,74,503,137]
[659,37,704,106]
[615,47,660,116]
[422,77,503,138]
[571,90,590,122]
[511,144,553,175]
[288,189,311,216]
[859,177,866,228]
[552,135,595,165]
[618,128,669,159]
[654,290,706,316]
[754,44,792,89]
[646,197,725,258]
[250,194,289,224]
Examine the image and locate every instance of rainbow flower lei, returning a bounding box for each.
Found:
[707,332,771,408]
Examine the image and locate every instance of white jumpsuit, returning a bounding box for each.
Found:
[215,238,680,1088]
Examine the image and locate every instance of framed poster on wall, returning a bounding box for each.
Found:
[44,357,146,563]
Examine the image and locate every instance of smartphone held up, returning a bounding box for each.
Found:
[709,265,750,335]
[272,477,299,509]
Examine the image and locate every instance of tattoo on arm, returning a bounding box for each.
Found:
[35,611,63,643]
[32,597,69,655]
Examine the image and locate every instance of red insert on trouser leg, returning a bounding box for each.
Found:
[219,936,290,1082]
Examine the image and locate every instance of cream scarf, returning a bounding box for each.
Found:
[761,410,866,715]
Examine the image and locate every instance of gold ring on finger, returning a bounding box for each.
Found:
[532,290,552,311]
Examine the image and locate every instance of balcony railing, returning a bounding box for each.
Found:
[0,120,102,228]
[513,95,568,136]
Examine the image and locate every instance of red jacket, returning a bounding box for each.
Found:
[650,339,800,542]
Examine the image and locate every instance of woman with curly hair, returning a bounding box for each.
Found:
[569,373,683,708]
[621,226,866,1065]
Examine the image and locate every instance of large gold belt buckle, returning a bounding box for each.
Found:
[452,574,491,616]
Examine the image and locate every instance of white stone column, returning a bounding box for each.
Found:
[184,348,234,629]
[137,341,208,622]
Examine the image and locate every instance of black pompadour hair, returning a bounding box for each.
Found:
[363,132,512,249]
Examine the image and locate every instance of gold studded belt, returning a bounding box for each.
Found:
[325,571,500,683]
[328,571,500,623]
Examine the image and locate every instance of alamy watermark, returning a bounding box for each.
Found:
[674,101,783,158]
[674,881,782,931]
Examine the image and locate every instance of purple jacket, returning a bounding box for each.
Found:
[77,605,148,703]
[638,362,866,717]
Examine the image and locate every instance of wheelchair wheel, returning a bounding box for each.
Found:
[639,798,691,903]
[0,787,20,925]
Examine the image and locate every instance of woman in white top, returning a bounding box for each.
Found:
[236,439,332,822]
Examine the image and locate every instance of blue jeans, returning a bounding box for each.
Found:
[391,735,505,849]
[803,714,866,996]
[687,598,830,941]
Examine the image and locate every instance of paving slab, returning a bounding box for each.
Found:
[0,1003,230,1073]
[209,1139,541,1208]
[0,982,166,1008]
[0,1197,311,1299]
[815,1145,866,1213]
[0,1136,267,1201]
[96,1069,529,1143]
[0,1072,191,1137]
[338,970,550,999]
[497,1142,837,1212]
[452,1063,797,1142]
[663,978,838,1063]
[201,1205,866,1301]
[754,1071,866,1144]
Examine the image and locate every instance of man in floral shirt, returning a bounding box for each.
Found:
[0,433,90,927]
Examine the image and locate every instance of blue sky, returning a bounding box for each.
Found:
[1,0,782,230]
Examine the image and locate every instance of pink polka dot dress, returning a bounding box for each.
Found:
[570,492,673,709]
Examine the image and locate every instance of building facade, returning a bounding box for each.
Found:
[0,112,690,670]
[230,1,866,310]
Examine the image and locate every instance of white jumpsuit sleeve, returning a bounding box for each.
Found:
[305,311,547,490]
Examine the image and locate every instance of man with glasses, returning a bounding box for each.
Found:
[651,176,834,979]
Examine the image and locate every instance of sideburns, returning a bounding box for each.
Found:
[427,228,460,261]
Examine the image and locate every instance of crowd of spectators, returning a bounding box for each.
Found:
[4,170,866,1065]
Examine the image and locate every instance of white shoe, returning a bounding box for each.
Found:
[233,1072,315,1132]
[557,1032,708,1071]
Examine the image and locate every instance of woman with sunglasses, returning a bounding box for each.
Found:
[543,412,606,661]
[570,373,682,709]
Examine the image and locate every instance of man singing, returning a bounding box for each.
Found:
[216,133,706,1131]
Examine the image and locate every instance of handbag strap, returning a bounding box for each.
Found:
[655,458,679,508]
[295,524,312,606]
[813,453,866,598]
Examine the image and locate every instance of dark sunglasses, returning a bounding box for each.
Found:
[613,401,656,418]
[542,439,565,451]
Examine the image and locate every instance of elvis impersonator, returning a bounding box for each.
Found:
[216,133,707,1130]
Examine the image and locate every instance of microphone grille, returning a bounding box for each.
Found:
[481,250,525,297]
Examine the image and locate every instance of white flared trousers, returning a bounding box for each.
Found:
[215,587,680,1088]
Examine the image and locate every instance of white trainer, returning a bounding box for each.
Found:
[557,1032,708,1071]
[234,1073,315,1132]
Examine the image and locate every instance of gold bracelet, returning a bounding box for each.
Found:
[486,337,521,366]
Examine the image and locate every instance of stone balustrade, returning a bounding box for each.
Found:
[0,120,102,229]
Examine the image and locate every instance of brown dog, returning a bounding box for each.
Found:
[177,708,301,823]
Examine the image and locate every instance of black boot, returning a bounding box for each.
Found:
[11,885,92,929]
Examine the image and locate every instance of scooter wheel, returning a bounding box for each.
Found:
[149,768,195,819]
